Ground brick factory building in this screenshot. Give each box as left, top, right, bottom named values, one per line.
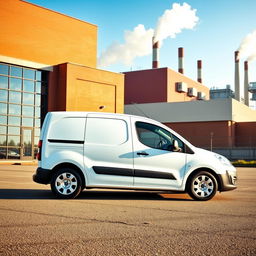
left=124, top=47, right=256, bottom=160
left=124, top=67, right=209, bottom=104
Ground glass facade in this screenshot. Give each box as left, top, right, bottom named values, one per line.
left=0, top=63, right=48, bottom=160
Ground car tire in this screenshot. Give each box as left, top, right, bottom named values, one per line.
left=187, top=171, right=218, bottom=201
left=51, top=168, right=82, bottom=199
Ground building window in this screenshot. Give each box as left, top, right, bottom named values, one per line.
left=0, top=63, right=48, bottom=160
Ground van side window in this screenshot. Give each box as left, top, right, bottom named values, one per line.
left=135, top=122, right=184, bottom=152
left=85, top=118, right=128, bottom=145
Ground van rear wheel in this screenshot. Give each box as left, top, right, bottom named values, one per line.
left=51, top=168, right=82, bottom=199
left=187, top=171, right=218, bottom=201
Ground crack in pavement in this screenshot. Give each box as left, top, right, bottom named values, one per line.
left=0, top=207, right=136, bottom=227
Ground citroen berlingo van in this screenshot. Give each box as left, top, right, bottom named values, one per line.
left=33, top=112, right=237, bottom=200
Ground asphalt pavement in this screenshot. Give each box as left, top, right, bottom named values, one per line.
left=0, top=165, right=255, bottom=256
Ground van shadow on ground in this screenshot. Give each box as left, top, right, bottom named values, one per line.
left=0, top=189, right=192, bottom=201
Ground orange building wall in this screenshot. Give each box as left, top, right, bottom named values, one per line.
left=0, top=0, right=97, bottom=67
left=167, top=69, right=210, bottom=102
left=48, top=63, right=124, bottom=113
left=124, top=68, right=209, bottom=104
left=165, top=121, right=235, bottom=148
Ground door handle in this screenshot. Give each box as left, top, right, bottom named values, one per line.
left=137, top=152, right=149, bottom=156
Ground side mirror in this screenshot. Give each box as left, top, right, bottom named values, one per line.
left=173, top=140, right=181, bottom=152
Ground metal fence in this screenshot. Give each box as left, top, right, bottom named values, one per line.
left=210, top=147, right=256, bottom=161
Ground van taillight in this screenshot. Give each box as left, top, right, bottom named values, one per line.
left=37, top=140, right=43, bottom=161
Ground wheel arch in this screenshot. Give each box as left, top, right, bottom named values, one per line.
left=51, top=162, right=86, bottom=189
left=185, top=167, right=222, bottom=192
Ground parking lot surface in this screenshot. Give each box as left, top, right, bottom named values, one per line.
left=0, top=165, right=255, bottom=256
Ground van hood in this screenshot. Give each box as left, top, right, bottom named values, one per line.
left=194, top=147, right=215, bottom=156
left=194, top=147, right=233, bottom=166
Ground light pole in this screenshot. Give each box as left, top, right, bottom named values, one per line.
left=210, top=132, right=214, bottom=152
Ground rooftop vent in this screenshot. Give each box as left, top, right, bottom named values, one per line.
left=188, top=88, right=197, bottom=97
left=197, top=92, right=206, bottom=100
left=177, top=82, right=188, bottom=93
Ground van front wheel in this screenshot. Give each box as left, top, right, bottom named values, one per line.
left=187, top=171, right=218, bottom=201
left=51, top=168, right=82, bottom=199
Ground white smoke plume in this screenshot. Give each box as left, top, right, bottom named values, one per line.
left=98, top=3, right=199, bottom=68
left=98, top=24, right=153, bottom=68
left=153, top=3, right=199, bottom=43
left=238, top=30, right=256, bottom=62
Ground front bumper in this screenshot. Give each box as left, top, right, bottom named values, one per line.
left=33, top=167, right=52, bottom=184
left=218, top=169, right=237, bottom=191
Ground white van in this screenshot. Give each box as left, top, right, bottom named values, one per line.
left=33, top=112, right=237, bottom=201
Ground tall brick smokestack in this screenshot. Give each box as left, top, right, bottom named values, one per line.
left=152, top=37, right=159, bottom=69
left=234, top=51, right=240, bottom=101
left=178, top=47, right=184, bottom=74
left=244, top=61, right=249, bottom=106
left=197, top=60, right=202, bottom=83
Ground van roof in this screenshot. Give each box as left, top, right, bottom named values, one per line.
left=47, top=111, right=154, bottom=122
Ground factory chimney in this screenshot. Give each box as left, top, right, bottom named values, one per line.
left=197, top=60, right=202, bottom=83
left=244, top=61, right=249, bottom=106
left=178, top=47, right=184, bottom=74
left=152, top=37, right=159, bottom=69
left=234, top=51, right=240, bottom=101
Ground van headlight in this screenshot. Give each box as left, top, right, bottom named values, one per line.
left=214, top=154, right=232, bottom=166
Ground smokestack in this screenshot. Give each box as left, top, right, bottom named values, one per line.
left=197, top=60, right=202, bottom=83
left=178, top=47, right=184, bottom=74
left=152, top=37, right=159, bottom=68
left=244, top=61, right=249, bottom=106
left=234, top=51, right=240, bottom=101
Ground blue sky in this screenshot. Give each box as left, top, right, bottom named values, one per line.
left=29, top=0, right=256, bottom=91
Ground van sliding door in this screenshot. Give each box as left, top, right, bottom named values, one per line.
left=84, top=114, right=133, bottom=188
